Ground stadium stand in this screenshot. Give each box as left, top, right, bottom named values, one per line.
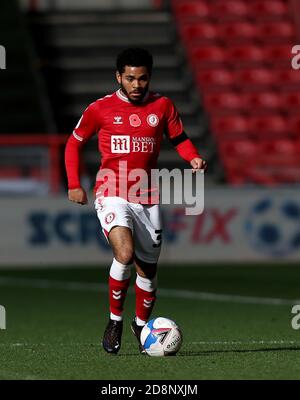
left=28, top=7, right=221, bottom=182
left=0, top=0, right=55, bottom=133
left=172, top=0, right=300, bottom=185
left=0, top=1, right=58, bottom=194
left=3, top=0, right=299, bottom=188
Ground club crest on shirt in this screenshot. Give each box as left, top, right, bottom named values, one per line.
left=147, top=114, right=159, bottom=127
left=129, top=114, right=141, bottom=127
left=105, top=212, right=115, bottom=224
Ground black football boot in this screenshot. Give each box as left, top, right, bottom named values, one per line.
left=102, top=319, right=123, bottom=354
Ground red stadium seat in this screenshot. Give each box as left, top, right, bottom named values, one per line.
left=249, top=0, right=289, bottom=19
left=211, top=115, right=249, bottom=138
left=288, top=116, right=300, bottom=137
left=196, top=69, right=234, bottom=90
left=180, top=23, right=218, bottom=44
left=189, top=46, right=226, bottom=68
left=259, top=139, right=297, bottom=157
left=258, top=22, right=296, bottom=43
left=227, top=45, right=265, bottom=67
left=218, top=145, right=261, bottom=184
left=212, top=1, right=249, bottom=20
left=203, top=92, right=242, bottom=113
left=225, top=169, right=250, bottom=185
left=221, top=138, right=300, bottom=185
left=173, top=1, right=210, bottom=20
left=295, top=140, right=300, bottom=153
left=264, top=44, right=293, bottom=67
left=173, top=0, right=298, bottom=185
left=234, top=68, right=276, bottom=90
left=218, top=140, right=258, bottom=158
left=242, top=92, right=283, bottom=112
left=256, top=140, right=300, bottom=183
left=249, top=115, right=287, bottom=137
left=218, top=22, right=258, bottom=44
left=282, top=92, right=300, bottom=111
left=275, top=69, right=300, bottom=90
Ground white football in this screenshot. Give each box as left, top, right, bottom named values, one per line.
left=140, top=317, right=183, bottom=357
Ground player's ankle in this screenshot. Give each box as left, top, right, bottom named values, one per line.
left=135, top=316, right=146, bottom=326
left=110, top=312, right=123, bottom=321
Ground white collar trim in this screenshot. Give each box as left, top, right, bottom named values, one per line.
left=116, top=89, right=149, bottom=103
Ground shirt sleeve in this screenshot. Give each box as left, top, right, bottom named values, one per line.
left=164, top=98, right=184, bottom=140
left=164, top=98, right=201, bottom=162
left=72, top=103, right=98, bottom=142
left=65, top=103, right=98, bottom=189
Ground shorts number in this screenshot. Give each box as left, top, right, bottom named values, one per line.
left=153, top=229, right=162, bottom=248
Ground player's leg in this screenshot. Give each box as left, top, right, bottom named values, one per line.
left=131, top=257, right=158, bottom=353
left=134, top=257, right=157, bottom=327
left=107, top=226, right=134, bottom=321
left=130, top=204, right=162, bottom=352
left=95, top=197, right=134, bottom=354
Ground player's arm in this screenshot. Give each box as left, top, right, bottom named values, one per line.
left=170, top=131, right=207, bottom=173
left=65, top=104, right=98, bottom=205
left=165, top=99, right=207, bottom=172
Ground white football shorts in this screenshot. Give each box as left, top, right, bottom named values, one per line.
left=94, top=196, right=162, bottom=264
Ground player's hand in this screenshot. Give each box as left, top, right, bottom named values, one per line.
left=68, top=188, right=88, bottom=205
left=190, top=157, right=207, bottom=173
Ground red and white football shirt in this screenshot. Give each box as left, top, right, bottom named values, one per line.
left=65, top=89, right=200, bottom=204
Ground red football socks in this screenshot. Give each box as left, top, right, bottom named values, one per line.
left=135, top=274, right=157, bottom=322
left=109, top=276, right=131, bottom=319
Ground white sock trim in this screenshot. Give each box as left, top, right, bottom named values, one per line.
left=110, top=312, right=122, bottom=321
left=136, top=274, right=157, bottom=292
left=110, top=258, right=131, bottom=281
left=135, top=316, right=146, bottom=326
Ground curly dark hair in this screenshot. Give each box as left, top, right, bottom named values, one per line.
left=116, top=47, right=153, bottom=75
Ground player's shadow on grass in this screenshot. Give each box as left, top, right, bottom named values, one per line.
left=107, top=347, right=300, bottom=357
left=179, top=346, right=300, bottom=356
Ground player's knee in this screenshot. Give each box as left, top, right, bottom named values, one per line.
left=114, top=248, right=134, bottom=265
left=135, top=257, right=157, bottom=279
left=139, top=268, right=157, bottom=280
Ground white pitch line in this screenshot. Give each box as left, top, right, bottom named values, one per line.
left=190, top=340, right=300, bottom=345
left=0, top=340, right=299, bottom=347
left=0, top=276, right=299, bottom=306
left=158, top=288, right=300, bottom=306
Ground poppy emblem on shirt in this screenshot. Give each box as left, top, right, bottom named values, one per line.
left=147, top=114, right=159, bottom=127
left=105, top=212, right=115, bottom=225
left=129, top=114, right=141, bottom=127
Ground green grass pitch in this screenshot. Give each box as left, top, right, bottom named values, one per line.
left=0, top=264, right=300, bottom=380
